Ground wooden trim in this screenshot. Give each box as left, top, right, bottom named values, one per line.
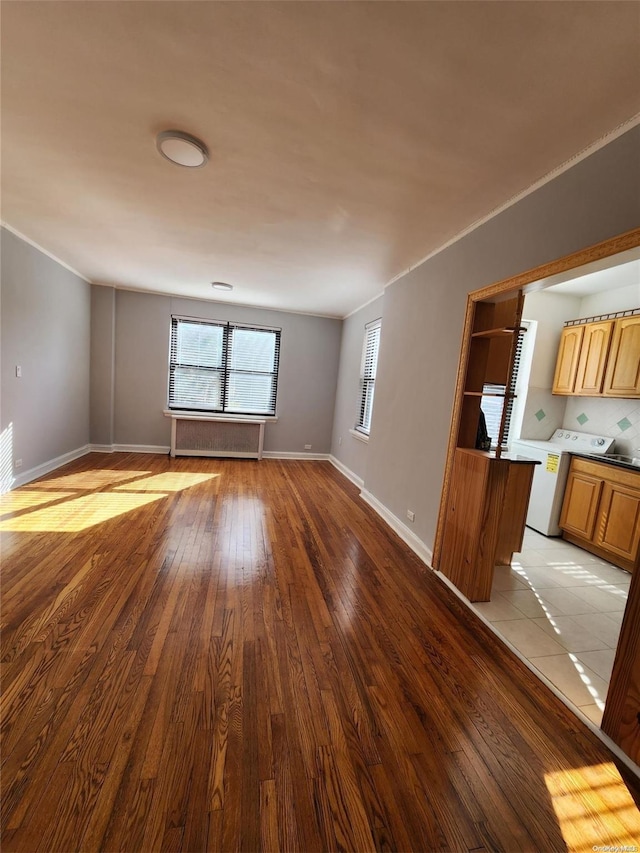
left=470, top=226, right=640, bottom=302
left=432, top=296, right=477, bottom=567
left=602, top=564, right=640, bottom=764
left=433, top=226, right=640, bottom=569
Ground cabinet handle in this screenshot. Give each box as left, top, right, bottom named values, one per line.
left=637, top=712, right=640, bottom=726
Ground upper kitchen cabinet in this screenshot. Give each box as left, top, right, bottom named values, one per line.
left=552, top=325, right=584, bottom=394
left=603, top=315, right=640, bottom=397
left=552, top=313, right=640, bottom=398
left=575, top=321, right=613, bottom=394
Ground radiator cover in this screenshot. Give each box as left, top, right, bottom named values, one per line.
left=169, top=415, right=265, bottom=459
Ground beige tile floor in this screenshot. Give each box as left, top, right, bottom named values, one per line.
left=470, top=529, right=630, bottom=727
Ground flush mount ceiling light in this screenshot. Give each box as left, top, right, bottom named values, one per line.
left=156, top=130, right=209, bottom=168
left=212, top=281, right=233, bottom=291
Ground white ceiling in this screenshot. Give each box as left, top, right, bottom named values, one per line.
left=2, top=1, right=639, bottom=318
left=545, top=259, right=640, bottom=298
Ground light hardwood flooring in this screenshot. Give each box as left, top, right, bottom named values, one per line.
left=1, top=453, right=639, bottom=852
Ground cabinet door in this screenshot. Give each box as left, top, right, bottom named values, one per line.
left=439, top=449, right=510, bottom=602
left=594, top=481, right=640, bottom=563
left=559, top=471, right=602, bottom=540
left=574, top=321, right=613, bottom=395
left=552, top=326, right=584, bottom=395
left=603, top=316, right=640, bottom=398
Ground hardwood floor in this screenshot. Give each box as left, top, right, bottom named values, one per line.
left=1, top=453, right=639, bottom=852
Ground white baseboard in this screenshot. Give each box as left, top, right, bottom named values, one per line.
left=262, top=451, right=330, bottom=461
left=90, top=444, right=170, bottom=455
left=113, top=444, right=170, bottom=454
left=91, top=445, right=326, bottom=460
left=11, top=445, right=92, bottom=489
left=329, top=455, right=364, bottom=490
left=359, top=488, right=433, bottom=568
left=7, top=445, right=328, bottom=492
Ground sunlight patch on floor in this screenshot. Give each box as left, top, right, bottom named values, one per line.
left=567, top=654, right=607, bottom=710
left=0, top=492, right=165, bottom=532
left=113, top=471, right=218, bottom=492
left=545, top=763, right=640, bottom=852
left=0, top=423, right=14, bottom=494
left=506, top=564, right=610, bottom=708
left=34, top=469, right=151, bottom=490
left=0, top=490, right=75, bottom=514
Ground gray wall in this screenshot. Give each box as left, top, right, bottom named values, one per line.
left=92, top=288, right=343, bottom=453
left=90, top=285, right=115, bottom=446
left=361, top=125, right=640, bottom=557
left=1, top=227, right=90, bottom=486
left=330, top=295, right=384, bottom=482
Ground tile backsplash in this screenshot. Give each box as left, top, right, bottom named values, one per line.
left=518, top=387, right=567, bottom=440
left=517, top=389, right=640, bottom=455
left=563, top=397, right=640, bottom=456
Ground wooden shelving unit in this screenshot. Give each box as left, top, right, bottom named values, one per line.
left=436, top=294, right=538, bottom=602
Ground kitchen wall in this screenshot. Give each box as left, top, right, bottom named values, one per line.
left=1, top=227, right=91, bottom=489
left=517, top=273, right=639, bottom=452
left=92, top=288, right=343, bottom=454
left=90, top=285, right=116, bottom=447
left=518, top=291, right=581, bottom=439
left=359, top=124, right=640, bottom=561
left=580, top=281, right=639, bottom=316
left=329, top=294, right=384, bottom=485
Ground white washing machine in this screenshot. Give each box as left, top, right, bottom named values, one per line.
left=511, top=429, right=616, bottom=536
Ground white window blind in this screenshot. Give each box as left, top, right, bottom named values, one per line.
left=169, top=317, right=280, bottom=416
left=480, top=323, right=527, bottom=448
left=356, top=319, right=381, bottom=434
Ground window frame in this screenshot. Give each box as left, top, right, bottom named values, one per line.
left=168, top=315, right=281, bottom=417
left=355, top=318, right=382, bottom=436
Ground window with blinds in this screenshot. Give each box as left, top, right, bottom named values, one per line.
left=480, top=323, right=527, bottom=448
left=356, top=319, right=381, bottom=434
left=169, top=317, right=280, bottom=416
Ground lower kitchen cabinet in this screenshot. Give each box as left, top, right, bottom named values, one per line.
left=560, top=469, right=603, bottom=540
left=560, top=456, right=640, bottom=574
left=595, top=481, right=640, bottom=564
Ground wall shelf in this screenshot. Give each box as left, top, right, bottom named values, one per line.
left=462, top=391, right=517, bottom=398
left=471, top=326, right=525, bottom=339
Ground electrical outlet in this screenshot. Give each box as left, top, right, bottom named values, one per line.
left=406, top=510, right=415, bottom=522
left=304, top=444, right=312, bottom=450
left=16, top=365, right=22, bottom=378
left=15, top=459, right=23, bottom=469
left=338, top=436, right=342, bottom=445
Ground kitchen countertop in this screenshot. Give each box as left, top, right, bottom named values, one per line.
left=569, top=451, right=640, bottom=472
left=462, top=449, right=541, bottom=464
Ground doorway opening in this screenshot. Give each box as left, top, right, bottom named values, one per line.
left=433, top=227, right=640, bottom=766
